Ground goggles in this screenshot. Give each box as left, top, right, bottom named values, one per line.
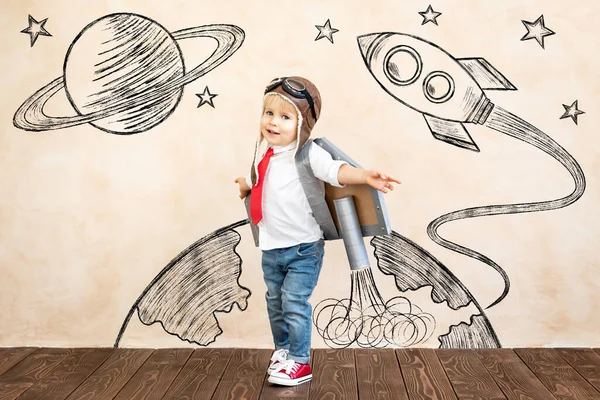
left=264, top=77, right=317, bottom=120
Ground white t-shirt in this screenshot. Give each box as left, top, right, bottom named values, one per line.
left=253, top=141, right=347, bottom=250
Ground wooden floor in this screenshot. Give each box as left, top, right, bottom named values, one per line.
left=1, top=348, right=600, bottom=399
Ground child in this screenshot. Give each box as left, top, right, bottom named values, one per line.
left=235, top=76, right=400, bottom=386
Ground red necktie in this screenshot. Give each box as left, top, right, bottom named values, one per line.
left=250, top=147, right=274, bottom=225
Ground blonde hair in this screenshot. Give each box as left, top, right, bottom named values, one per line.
left=263, top=93, right=298, bottom=116
left=258, top=93, right=300, bottom=144
left=251, top=93, right=303, bottom=185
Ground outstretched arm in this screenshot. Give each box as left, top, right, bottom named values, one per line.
left=337, top=164, right=401, bottom=193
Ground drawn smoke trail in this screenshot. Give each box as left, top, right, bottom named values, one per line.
left=428, top=105, right=586, bottom=308
left=357, top=31, right=587, bottom=311
left=313, top=266, right=435, bottom=348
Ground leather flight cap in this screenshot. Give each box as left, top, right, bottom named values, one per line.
left=264, top=76, right=322, bottom=152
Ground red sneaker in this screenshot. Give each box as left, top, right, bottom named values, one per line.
left=267, top=349, right=289, bottom=374
left=268, top=359, right=312, bottom=386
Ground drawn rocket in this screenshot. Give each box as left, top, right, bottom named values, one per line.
left=358, top=32, right=516, bottom=152
left=358, top=32, right=587, bottom=312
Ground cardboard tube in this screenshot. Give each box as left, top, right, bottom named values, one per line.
left=333, top=196, right=370, bottom=270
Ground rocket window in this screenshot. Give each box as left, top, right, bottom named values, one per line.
left=384, top=45, right=422, bottom=86
left=423, top=71, right=455, bottom=103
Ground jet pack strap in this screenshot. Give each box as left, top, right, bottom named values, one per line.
left=296, top=140, right=340, bottom=241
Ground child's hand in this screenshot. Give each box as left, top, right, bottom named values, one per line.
left=234, top=177, right=252, bottom=199
left=365, top=169, right=401, bottom=193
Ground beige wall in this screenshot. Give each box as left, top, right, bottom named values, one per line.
left=1, top=0, right=599, bottom=349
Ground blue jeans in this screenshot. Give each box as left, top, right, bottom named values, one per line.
left=261, top=239, right=325, bottom=364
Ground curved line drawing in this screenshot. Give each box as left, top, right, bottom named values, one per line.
left=114, top=219, right=251, bottom=348
left=312, top=230, right=501, bottom=349
left=358, top=31, right=586, bottom=310
left=428, top=105, right=586, bottom=309
left=423, top=70, right=455, bottom=103
left=313, top=266, right=436, bottom=349
left=14, top=12, right=244, bottom=134
left=118, top=219, right=495, bottom=349
left=370, top=231, right=501, bottom=348
left=439, top=314, right=500, bottom=348
left=384, top=45, right=423, bottom=86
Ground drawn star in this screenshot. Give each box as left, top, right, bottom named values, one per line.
left=20, top=14, right=52, bottom=47
left=419, top=5, right=442, bottom=26
left=196, top=87, right=218, bottom=108
left=315, top=19, right=339, bottom=44
left=560, top=100, right=584, bottom=125
left=521, top=15, right=555, bottom=49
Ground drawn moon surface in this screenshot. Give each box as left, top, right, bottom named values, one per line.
left=13, top=13, right=244, bottom=134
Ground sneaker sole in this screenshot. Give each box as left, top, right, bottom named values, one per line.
left=268, top=374, right=312, bottom=386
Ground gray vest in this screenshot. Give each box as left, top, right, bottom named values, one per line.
left=245, top=138, right=391, bottom=247
left=245, top=139, right=339, bottom=246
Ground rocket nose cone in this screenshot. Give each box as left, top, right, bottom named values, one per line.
left=357, top=33, right=379, bottom=58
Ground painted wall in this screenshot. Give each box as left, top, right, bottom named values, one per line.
left=1, top=0, right=598, bottom=349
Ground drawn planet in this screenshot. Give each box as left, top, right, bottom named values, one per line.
left=13, top=13, right=245, bottom=134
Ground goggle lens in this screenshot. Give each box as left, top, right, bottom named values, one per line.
left=264, top=77, right=316, bottom=120
left=286, top=79, right=305, bottom=92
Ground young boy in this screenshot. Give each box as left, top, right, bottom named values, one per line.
left=235, top=76, right=400, bottom=386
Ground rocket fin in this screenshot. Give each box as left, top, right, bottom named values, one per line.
left=424, top=114, right=480, bottom=152
left=457, top=58, right=516, bottom=90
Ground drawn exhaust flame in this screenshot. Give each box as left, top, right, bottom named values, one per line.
left=313, top=266, right=435, bottom=348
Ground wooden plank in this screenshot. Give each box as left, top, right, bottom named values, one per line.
left=514, top=349, right=600, bottom=400
left=163, top=348, right=233, bottom=399
left=308, top=348, right=358, bottom=400
left=18, top=348, right=113, bottom=400
left=0, top=348, right=38, bottom=376
left=65, top=348, right=153, bottom=400
left=211, top=348, right=270, bottom=400
left=556, top=348, right=600, bottom=392
left=0, top=383, right=34, bottom=400
left=113, top=348, right=193, bottom=400
left=0, top=347, right=597, bottom=400
left=261, top=376, right=310, bottom=400
left=0, top=348, right=74, bottom=386
left=396, top=348, right=457, bottom=400
left=355, top=348, right=408, bottom=400
left=437, top=349, right=506, bottom=400
left=476, top=349, right=556, bottom=400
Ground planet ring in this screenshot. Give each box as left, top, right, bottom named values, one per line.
left=13, top=24, right=244, bottom=131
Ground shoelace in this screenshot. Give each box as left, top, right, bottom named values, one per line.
left=279, top=359, right=300, bottom=374
left=271, top=349, right=288, bottom=363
